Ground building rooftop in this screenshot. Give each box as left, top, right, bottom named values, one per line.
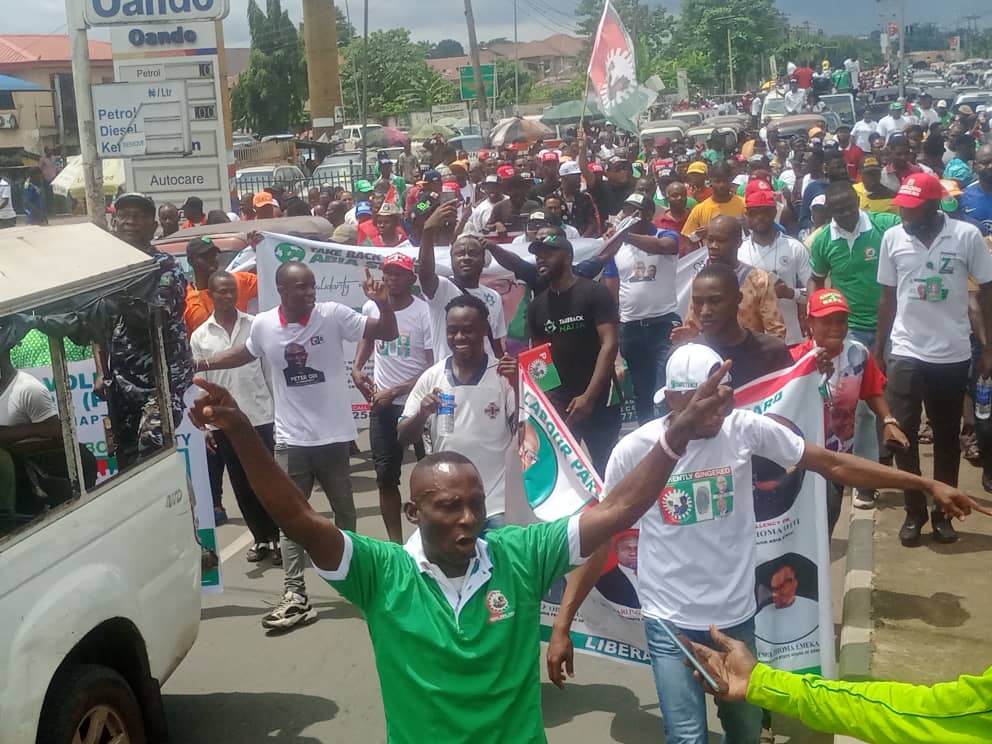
left=427, top=34, right=583, bottom=81
left=0, top=35, right=112, bottom=67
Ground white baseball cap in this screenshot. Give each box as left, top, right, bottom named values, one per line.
left=559, top=160, right=582, bottom=177
left=654, top=343, right=731, bottom=404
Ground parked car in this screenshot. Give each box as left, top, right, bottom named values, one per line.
left=639, top=119, right=689, bottom=145
left=0, top=223, right=200, bottom=744
left=670, top=110, right=705, bottom=127
left=819, top=93, right=856, bottom=127
left=953, top=90, right=992, bottom=111
left=767, top=114, right=832, bottom=142
left=336, top=124, right=385, bottom=150
left=235, top=164, right=308, bottom=198
left=447, top=135, right=484, bottom=155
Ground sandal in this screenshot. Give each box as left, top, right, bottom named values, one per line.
left=246, top=543, right=270, bottom=563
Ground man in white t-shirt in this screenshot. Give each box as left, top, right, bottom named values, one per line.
left=397, top=294, right=516, bottom=529
left=418, top=202, right=507, bottom=361
left=194, top=260, right=398, bottom=630
left=740, top=181, right=812, bottom=345
left=876, top=174, right=992, bottom=547
left=0, top=176, right=16, bottom=228
left=352, top=253, right=434, bottom=543
left=548, top=343, right=984, bottom=744
left=850, top=110, right=877, bottom=153
left=0, top=348, right=62, bottom=513
left=606, top=192, right=681, bottom=424
left=462, top=174, right=507, bottom=236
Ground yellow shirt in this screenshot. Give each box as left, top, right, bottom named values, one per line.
left=853, top=182, right=898, bottom=215
left=682, top=196, right=747, bottom=239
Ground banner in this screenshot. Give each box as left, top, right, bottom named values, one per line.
left=527, top=351, right=834, bottom=676
left=24, top=358, right=221, bottom=592
left=253, top=233, right=607, bottom=427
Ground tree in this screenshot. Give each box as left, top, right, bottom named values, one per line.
left=492, top=58, right=533, bottom=109
left=430, top=39, right=465, bottom=58
left=341, top=29, right=455, bottom=115
left=231, top=0, right=308, bottom=134
left=336, top=6, right=355, bottom=48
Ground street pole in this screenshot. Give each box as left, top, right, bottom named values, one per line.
left=463, top=0, right=489, bottom=135
left=727, top=27, right=735, bottom=93
left=897, top=0, right=905, bottom=99
left=513, top=0, right=519, bottom=112
left=360, top=0, right=369, bottom=177
left=65, top=0, right=106, bottom=229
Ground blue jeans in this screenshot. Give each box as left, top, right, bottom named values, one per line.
left=620, top=313, right=681, bottom=425
left=645, top=617, right=762, bottom=744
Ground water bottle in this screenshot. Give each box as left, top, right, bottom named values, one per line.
left=438, top=392, right=456, bottom=434
left=976, top=376, right=992, bottom=420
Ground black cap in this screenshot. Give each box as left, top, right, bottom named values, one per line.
left=528, top=231, right=573, bottom=254
left=186, top=236, right=219, bottom=259
left=182, top=196, right=203, bottom=213
left=834, top=123, right=852, bottom=132
left=113, top=192, right=156, bottom=216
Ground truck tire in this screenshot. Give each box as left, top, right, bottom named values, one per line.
left=36, top=664, right=147, bottom=744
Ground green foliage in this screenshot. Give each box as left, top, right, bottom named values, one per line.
left=430, top=39, right=465, bottom=58
left=231, top=0, right=308, bottom=135
left=335, top=6, right=355, bottom=47
left=492, top=58, right=533, bottom=108
left=341, top=29, right=455, bottom=116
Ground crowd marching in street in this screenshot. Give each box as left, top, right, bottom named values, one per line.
left=6, top=46, right=992, bottom=744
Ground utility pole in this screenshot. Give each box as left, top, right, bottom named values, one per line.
left=513, top=0, right=519, bottom=112
left=463, top=0, right=489, bottom=134
left=897, top=0, right=905, bottom=100
left=303, top=0, right=342, bottom=141
left=360, top=0, right=369, bottom=176
left=727, top=28, right=735, bottom=92
left=64, top=0, right=106, bottom=229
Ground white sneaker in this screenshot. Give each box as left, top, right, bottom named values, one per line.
left=760, top=727, right=775, bottom=743
left=853, top=489, right=877, bottom=510
left=262, top=591, right=316, bottom=629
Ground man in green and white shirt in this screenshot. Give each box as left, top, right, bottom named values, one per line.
left=187, top=359, right=742, bottom=743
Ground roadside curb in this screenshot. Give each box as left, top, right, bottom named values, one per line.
left=838, top=505, right=874, bottom=681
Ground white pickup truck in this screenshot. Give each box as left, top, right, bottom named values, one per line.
left=0, top=224, right=200, bottom=743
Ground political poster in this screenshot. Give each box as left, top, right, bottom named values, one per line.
left=735, top=353, right=834, bottom=677
left=522, top=347, right=833, bottom=676
left=23, top=357, right=221, bottom=592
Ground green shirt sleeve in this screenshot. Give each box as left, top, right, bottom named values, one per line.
left=746, top=662, right=992, bottom=744
left=490, top=516, right=581, bottom=594
left=808, top=230, right=830, bottom=277
left=319, top=532, right=402, bottom=612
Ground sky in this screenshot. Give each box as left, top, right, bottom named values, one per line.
left=7, top=0, right=992, bottom=48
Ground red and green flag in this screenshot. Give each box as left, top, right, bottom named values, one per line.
left=587, top=0, right=657, bottom=134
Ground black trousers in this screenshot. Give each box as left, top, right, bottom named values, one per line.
left=207, top=446, right=225, bottom=509
left=214, top=423, right=280, bottom=544
left=885, top=356, right=970, bottom=518
left=551, top=397, right=621, bottom=479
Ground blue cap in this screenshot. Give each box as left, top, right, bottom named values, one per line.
left=424, top=169, right=441, bottom=181
left=356, top=201, right=373, bottom=216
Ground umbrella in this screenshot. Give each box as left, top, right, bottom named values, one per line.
left=51, top=155, right=125, bottom=200
left=540, top=99, right=606, bottom=125
left=364, top=127, right=409, bottom=148
left=411, top=122, right=457, bottom=140
left=489, top=116, right=554, bottom=147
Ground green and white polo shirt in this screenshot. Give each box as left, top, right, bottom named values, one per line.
left=318, top=515, right=585, bottom=744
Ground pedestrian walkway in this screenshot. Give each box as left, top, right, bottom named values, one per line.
left=869, top=450, right=992, bottom=686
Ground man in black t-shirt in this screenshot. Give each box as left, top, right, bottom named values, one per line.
left=674, top=262, right=793, bottom=388
left=527, top=228, right=620, bottom=475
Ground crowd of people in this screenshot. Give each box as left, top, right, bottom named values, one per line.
left=10, top=59, right=992, bottom=742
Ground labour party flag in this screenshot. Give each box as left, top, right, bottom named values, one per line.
left=587, top=0, right=657, bottom=133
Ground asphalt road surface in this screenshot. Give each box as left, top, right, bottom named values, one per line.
left=163, top=437, right=837, bottom=743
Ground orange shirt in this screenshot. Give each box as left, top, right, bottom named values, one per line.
left=184, top=272, right=258, bottom=334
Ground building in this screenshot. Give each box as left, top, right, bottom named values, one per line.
left=428, top=34, right=584, bottom=88
left=0, top=74, right=54, bottom=158
left=0, top=35, right=114, bottom=157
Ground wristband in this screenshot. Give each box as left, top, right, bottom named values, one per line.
left=883, top=416, right=900, bottom=427
left=659, top=428, right=686, bottom=460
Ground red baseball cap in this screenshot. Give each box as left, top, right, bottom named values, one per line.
left=808, top=288, right=851, bottom=318
left=382, top=252, right=415, bottom=273
left=588, top=162, right=605, bottom=174
left=478, top=149, right=491, bottom=160
left=496, top=164, right=516, bottom=180
left=744, top=179, right=776, bottom=209
left=541, top=151, right=560, bottom=162
left=891, top=173, right=948, bottom=208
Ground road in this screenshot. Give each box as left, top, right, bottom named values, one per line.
left=162, top=435, right=840, bottom=743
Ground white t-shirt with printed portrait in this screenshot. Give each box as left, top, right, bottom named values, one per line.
left=246, top=302, right=367, bottom=447
left=603, top=410, right=806, bottom=630
left=362, top=297, right=434, bottom=405
left=613, top=239, right=678, bottom=322
left=878, top=218, right=992, bottom=364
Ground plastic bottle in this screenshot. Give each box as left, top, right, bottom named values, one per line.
left=976, top=376, right=992, bottom=420
left=438, top=392, right=456, bottom=434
